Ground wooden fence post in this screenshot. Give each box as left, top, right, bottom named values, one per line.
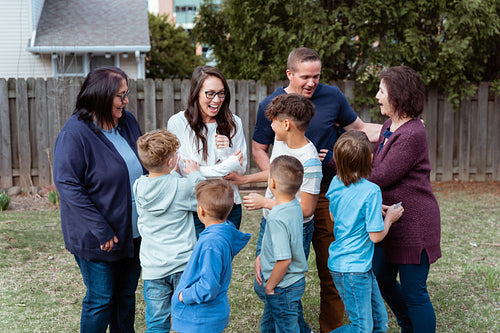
left=475, top=82, right=488, bottom=181
left=0, top=79, right=13, bottom=188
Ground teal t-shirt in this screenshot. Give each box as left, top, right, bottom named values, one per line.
left=261, top=198, right=308, bottom=288
left=103, top=126, right=143, bottom=238
left=326, top=177, right=385, bottom=273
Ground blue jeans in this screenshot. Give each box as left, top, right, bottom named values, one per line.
left=330, top=270, right=388, bottom=333
left=194, top=203, right=242, bottom=238
left=74, top=238, right=141, bottom=333
left=143, top=272, right=182, bottom=332
left=372, top=246, right=436, bottom=333
left=254, top=217, right=314, bottom=333
left=261, top=277, right=306, bottom=333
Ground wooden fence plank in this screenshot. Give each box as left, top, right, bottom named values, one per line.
left=128, top=79, right=138, bottom=119
left=162, top=79, right=175, bottom=127
left=475, top=82, right=488, bottom=181
left=426, top=89, right=438, bottom=181
left=143, top=79, right=156, bottom=132
left=494, top=93, right=500, bottom=180
left=442, top=100, right=454, bottom=181
left=236, top=80, right=250, bottom=170
left=28, top=79, right=38, bottom=187
left=180, top=79, right=190, bottom=112
left=16, top=79, right=32, bottom=189
left=46, top=78, right=58, bottom=161
left=0, top=79, right=13, bottom=188
left=35, top=78, right=51, bottom=187
left=458, top=98, right=471, bottom=181
left=228, top=80, right=236, bottom=114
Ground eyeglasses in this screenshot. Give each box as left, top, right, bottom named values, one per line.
left=202, top=90, right=226, bottom=99
left=116, top=89, right=130, bottom=102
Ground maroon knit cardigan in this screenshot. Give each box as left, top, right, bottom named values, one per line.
left=368, top=118, right=441, bottom=265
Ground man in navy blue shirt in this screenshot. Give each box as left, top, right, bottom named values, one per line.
left=252, top=47, right=381, bottom=333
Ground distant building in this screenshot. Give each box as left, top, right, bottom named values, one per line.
left=148, top=0, right=220, bottom=65
left=0, top=0, right=150, bottom=79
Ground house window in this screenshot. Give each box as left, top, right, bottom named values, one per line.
left=89, top=55, right=115, bottom=71
left=55, top=54, right=84, bottom=77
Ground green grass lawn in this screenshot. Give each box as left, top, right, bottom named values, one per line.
left=0, top=182, right=499, bottom=332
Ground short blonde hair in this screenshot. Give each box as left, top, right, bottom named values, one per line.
left=136, top=129, right=179, bottom=172
left=270, top=155, right=303, bottom=196
left=196, top=179, right=234, bottom=221
left=287, top=47, right=321, bottom=73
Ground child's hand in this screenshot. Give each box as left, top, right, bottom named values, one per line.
left=224, top=172, right=246, bottom=185
left=232, top=149, right=243, bottom=166
left=215, top=134, right=229, bottom=149
left=386, top=203, right=404, bottom=224
left=178, top=291, right=183, bottom=303
left=255, top=254, right=263, bottom=286
left=243, top=193, right=275, bottom=210
left=183, top=160, right=199, bottom=174
left=173, top=155, right=181, bottom=173
left=381, top=204, right=389, bottom=217
left=265, top=285, right=275, bottom=295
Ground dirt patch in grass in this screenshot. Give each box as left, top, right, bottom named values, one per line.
left=5, top=194, right=58, bottom=212
left=432, top=180, right=500, bottom=198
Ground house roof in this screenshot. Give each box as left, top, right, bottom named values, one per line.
left=27, top=0, right=150, bottom=53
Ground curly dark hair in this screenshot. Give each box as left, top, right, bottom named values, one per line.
left=265, top=94, right=315, bottom=131
left=184, top=66, right=236, bottom=161
left=380, top=66, right=425, bottom=118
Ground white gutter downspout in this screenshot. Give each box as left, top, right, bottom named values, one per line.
left=136, top=50, right=146, bottom=79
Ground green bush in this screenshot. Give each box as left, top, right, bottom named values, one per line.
left=0, top=192, right=10, bottom=211
left=47, top=190, right=59, bottom=205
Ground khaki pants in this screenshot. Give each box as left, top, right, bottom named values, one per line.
left=312, top=193, right=345, bottom=333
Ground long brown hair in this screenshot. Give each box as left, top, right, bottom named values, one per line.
left=184, top=66, right=236, bottom=161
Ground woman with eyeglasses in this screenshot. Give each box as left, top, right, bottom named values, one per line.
left=168, top=66, right=247, bottom=236
left=54, top=66, right=145, bottom=332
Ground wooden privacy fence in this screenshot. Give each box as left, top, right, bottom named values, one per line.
left=0, top=77, right=499, bottom=190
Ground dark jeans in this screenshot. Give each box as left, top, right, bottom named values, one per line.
left=193, top=203, right=242, bottom=238
left=372, top=245, right=436, bottom=333
left=254, top=217, right=314, bottom=333
left=74, top=237, right=141, bottom=333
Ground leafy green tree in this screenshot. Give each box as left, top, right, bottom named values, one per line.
left=146, top=13, right=204, bottom=79
left=194, top=0, right=500, bottom=109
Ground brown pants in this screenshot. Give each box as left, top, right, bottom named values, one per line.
left=312, top=193, right=344, bottom=333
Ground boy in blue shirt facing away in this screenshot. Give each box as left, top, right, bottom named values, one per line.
left=326, top=131, right=404, bottom=333
left=260, top=155, right=309, bottom=333
left=171, top=179, right=251, bottom=333
left=133, top=129, right=204, bottom=332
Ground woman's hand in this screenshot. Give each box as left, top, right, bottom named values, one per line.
left=215, top=134, right=229, bottom=149
left=224, top=172, right=247, bottom=185
left=100, top=235, right=118, bottom=252
left=233, top=149, right=243, bottom=166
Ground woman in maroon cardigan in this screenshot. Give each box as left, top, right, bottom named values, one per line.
left=369, top=66, right=441, bottom=333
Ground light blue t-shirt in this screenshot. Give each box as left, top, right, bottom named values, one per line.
left=261, top=198, right=308, bottom=288
left=103, top=127, right=143, bottom=238
left=326, top=177, right=384, bottom=273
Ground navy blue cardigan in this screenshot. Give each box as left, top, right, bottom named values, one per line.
left=54, top=110, right=145, bottom=261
